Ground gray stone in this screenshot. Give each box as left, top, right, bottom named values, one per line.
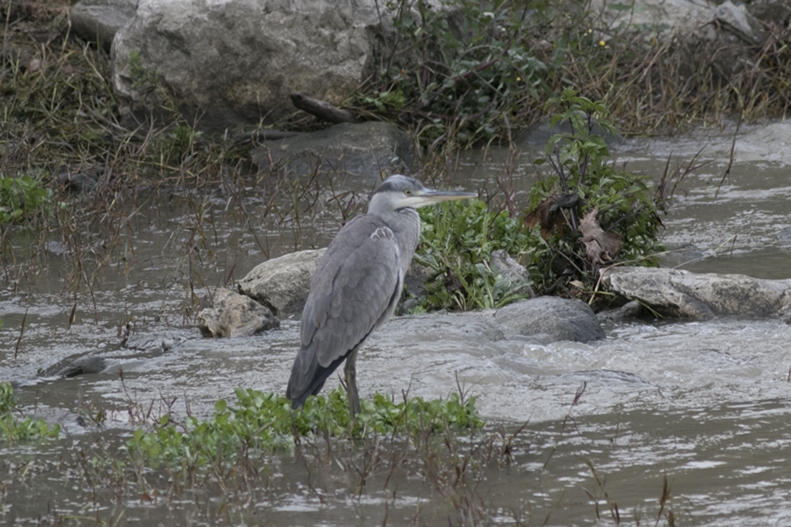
left=55, top=355, right=108, bottom=377
left=777, top=225, right=791, bottom=248
left=111, top=0, right=391, bottom=134
left=518, top=113, right=623, bottom=149
left=251, top=121, right=414, bottom=179
left=70, top=0, right=138, bottom=52
left=238, top=249, right=326, bottom=316
left=746, top=0, right=791, bottom=26
left=490, top=250, right=535, bottom=298
left=197, top=288, right=279, bottom=338
left=716, top=1, right=766, bottom=45
left=591, top=0, right=765, bottom=82
left=494, top=296, right=606, bottom=344
left=657, top=244, right=709, bottom=268
left=597, top=300, right=644, bottom=323
left=603, top=266, right=791, bottom=320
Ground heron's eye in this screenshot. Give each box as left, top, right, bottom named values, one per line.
left=404, top=190, right=412, bottom=196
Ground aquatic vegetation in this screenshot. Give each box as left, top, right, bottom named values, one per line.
left=0, top=382, right=60, bottom=442
left=127, top=387, right=483, bottom=468
left=0, top=174, right=52, bottom=224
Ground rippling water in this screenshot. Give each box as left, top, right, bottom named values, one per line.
left=1, top=122, right=790, bottom=525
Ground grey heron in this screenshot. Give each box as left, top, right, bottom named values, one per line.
left=286, top=175, right=477, bottom=416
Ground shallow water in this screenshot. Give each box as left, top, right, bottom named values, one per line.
left=1, top=121, right=791, bottom=525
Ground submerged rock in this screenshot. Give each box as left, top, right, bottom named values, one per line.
left=197, top=288, right=279, bottom=338
left=494, top=296, right=606, bottom=344
left=40, top=355, right=110, bottom=378
left=238, top=249, right=326, bottom=317
left=603, top=266, right=791, bottom=321
left=251, top=121, right=414, bottom=179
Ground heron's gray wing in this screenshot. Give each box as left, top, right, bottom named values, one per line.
left=287, top=216, right=402, bottom=400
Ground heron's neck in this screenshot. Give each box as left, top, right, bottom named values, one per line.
left=383, top=207, right=421, bottom=274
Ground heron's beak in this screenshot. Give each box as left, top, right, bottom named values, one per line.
left=403, top=188, right=478, bottom=209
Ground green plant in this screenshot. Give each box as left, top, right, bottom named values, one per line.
left=0, top=174, right=52, bottom=224
left=0, top=382, right=61, bottom=442
left=527, top=88, right=663, bottom=298
left=416, top=200, right=540, bottom=311
left=355, top=0, right=551, bottom=147
left=127, top=387, right=483, bottom=468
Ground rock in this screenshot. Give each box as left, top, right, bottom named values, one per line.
left=197, top=288, right=279, bottom=338
left=746, top=0, right=791, bottom=26
left=657, top=244, right=709, bottom=268
left=111, top=0, right=391, bottom=134
left=238, top=249, right=326, bottom=316
left=716, top=1, right=766, bottom=46
left=70, top=0, right=138, bottom=52
left=603, top=266, right=791, bottom=321
left=591, top=0, right=765, bottom=83
left=40, top=355, right=110, bottom=378
left=494, top=296, right=606, bottom=344
left=58, top=356, right=109, bottom=377
left=251, top=121, right=414, bottom=179
left=56, top=166, right=101, bottom=193
left=777, top=226, right=791, bottom=248
left=519, top=112, right=623, bottom=149
left=489, top=250, right=534, bottom=298
left=597, top=299, right=644, bottom=323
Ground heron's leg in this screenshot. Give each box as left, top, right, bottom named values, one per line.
left=344, top=349, right=361, bottom=418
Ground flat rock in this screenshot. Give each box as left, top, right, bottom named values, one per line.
left=238, top=249, right=326, bottom=317
left=197, top=288, right=279, bottom=338
left=494, top=296, right=606, bottom=344
left=251, top=121, right=414, bottom=179
left=603, top=266, right=791, bottom=321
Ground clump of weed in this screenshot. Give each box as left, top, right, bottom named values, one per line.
left=127, top=387, right=483, bottom=469
left=0, top=173, right=53, bottom=224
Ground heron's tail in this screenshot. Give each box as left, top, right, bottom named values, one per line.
left=286, top=345, right=347, bottom=409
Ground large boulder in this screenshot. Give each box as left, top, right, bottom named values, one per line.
left=494, top=296, right=606, bottom=344
left=592, top=0, right=766, bottom=84
left=238, top=249, right=326, bottom=316
left=603, top=266, right=791, bottom=321
left=251, top=121, right=414, bottom=179
left=111, top=0, right=390, bottom=133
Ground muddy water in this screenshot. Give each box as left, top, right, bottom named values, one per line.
left=1, top=121, right=791, bottom=525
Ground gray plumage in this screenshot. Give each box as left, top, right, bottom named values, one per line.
left=286, top=175, right=476, bottom=415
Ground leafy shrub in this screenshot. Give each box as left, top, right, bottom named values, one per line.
left=527, top=89, right=663, bottom=296
left=415, top=91, right=663, bottom=308
left=356, top=0, right=551, bottom=147
left=415, top=200, right=540, bottom=311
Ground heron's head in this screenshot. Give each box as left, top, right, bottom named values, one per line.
left=369, top=175, right=477, bottom=214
